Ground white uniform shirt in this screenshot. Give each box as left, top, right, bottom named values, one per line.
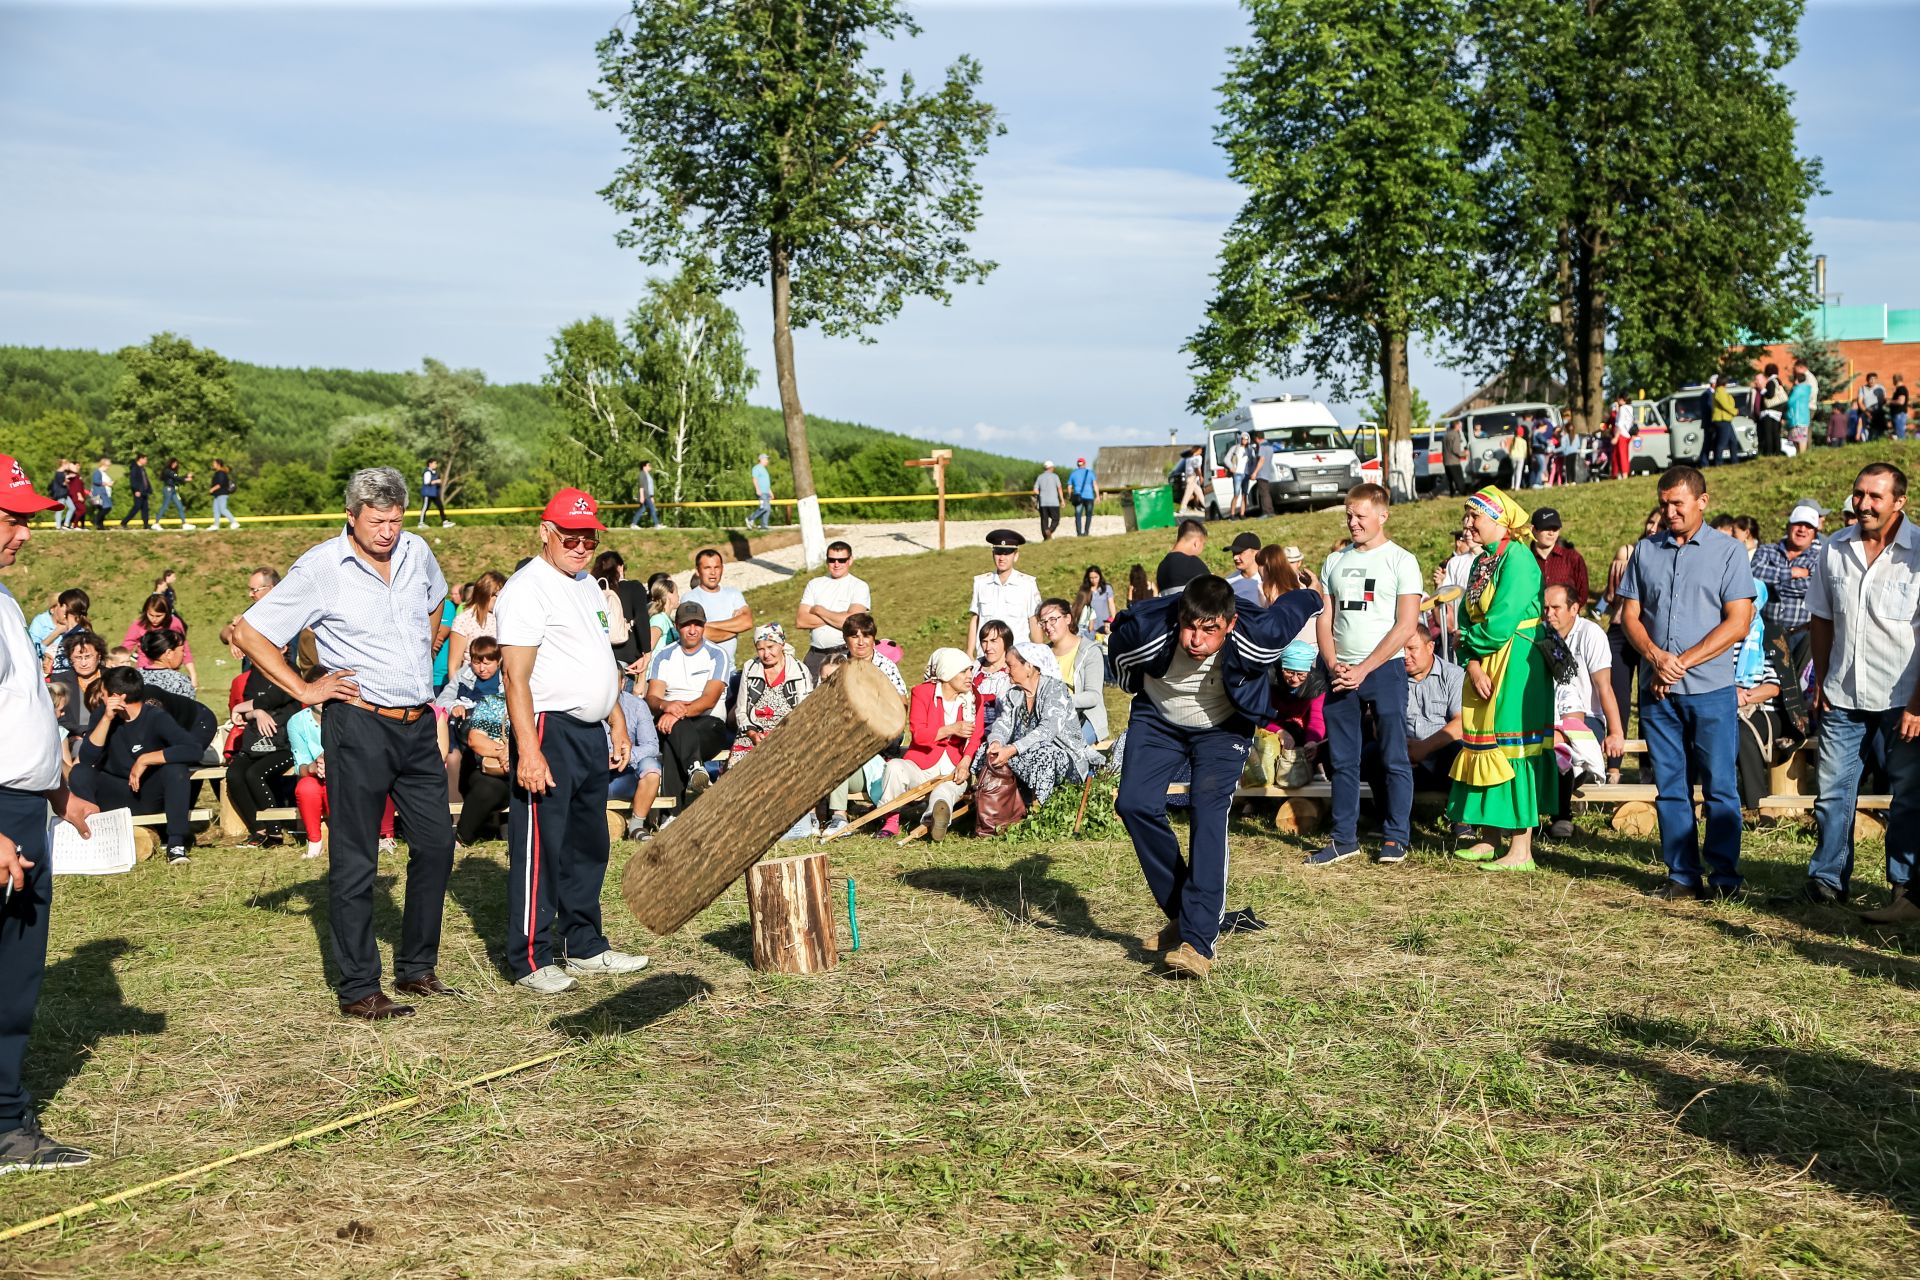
left=799, top=572, right=871, bottom=650
left=969, top=569, right=1041, bottom=640
left=1806, top=516, right=1920, bottom=711
left=0, top=587, right=63, bottom=792
left=1552, top=616, right=1612, bottom=719
left=494, top=556, right=620, bottom=723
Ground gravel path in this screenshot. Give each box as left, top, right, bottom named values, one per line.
left=696, top=515, right=1127, bottom=592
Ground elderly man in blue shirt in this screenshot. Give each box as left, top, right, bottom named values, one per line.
left=234, top=466, right=461, bottom=1020
left=1617, top=466, right=1757, bottom=900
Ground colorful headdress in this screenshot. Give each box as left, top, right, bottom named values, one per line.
left=1466, top=486, right=1532, bottom=542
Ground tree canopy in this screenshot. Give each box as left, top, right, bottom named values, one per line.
left=107, top=332, right=252, bottom=465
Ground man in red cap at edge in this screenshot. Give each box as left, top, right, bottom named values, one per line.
left=0, top=453, right=101, bottom=1173
left=493, top=489, right=647, bottom=994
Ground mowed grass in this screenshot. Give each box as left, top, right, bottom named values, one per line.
left=5, top=444, right=1919, bottom=1275
left=8, top=814, right=1917, bottom=1277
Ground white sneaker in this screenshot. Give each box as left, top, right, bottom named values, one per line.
left=440, top=520, right=454, bottom=528
left=515, top=965, right=577, bottom=994
left=781, top=812, right=819, bottom=840
left=229, top=519, right=242, bottom=529
left=565, top=949, right=649, bottom=976
left=304, top=841, right=324, bottom=860
left=823, top=815, right=848, bottom=837
left=378, top=837, right=397, bottom=856
left=180, top=522, right=196, bottom=530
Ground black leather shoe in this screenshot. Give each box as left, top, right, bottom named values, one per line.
left=394, top=973, right=466, bottom=998
left=1645, top=881, right=1705, bottom=902
left=339, top=992, right=416, bottom=1020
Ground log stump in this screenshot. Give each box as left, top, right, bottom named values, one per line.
left=1769, top=749, right=1815, bottom=797
left=745, top=851, right=839, bottom=974
left=1611, top=801, right=1659, bottom=838
left=219, top=785, right=248, bottom=842
left=1271, top=798, right=1326, bottom=836
left=132, top=826, right=161, bottom=862
left=1854, top=809, right=1888, bottom=845
left=622, top=661, right=905, bottom=935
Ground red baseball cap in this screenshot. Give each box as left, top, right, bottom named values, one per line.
left=0, top=454, right=59, bottom=516
left=541, top=487, right=605, bottom=530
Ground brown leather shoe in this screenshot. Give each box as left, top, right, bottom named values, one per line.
left=1144, top=921, right=1180, bottom=954
left=1163, top=942, right=1213, bottom=980
left=394, top=972, right=466, bottom=998
left=1860, top=894, right=1920, bottom=925
left=338, top=991, right=416, bottom=1020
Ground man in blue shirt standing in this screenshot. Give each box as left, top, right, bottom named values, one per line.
left=1067, top=456, right=1098, bottom=537
left=747, top=454, right=773, bottom=530
left=1617, top=466, right=1757, bottom=900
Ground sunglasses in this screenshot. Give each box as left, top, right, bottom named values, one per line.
left=826, top=556, right=850, bottom=565
left=555, top=532, right=599, bottom=550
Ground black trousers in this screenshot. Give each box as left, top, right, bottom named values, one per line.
left=227, top=747, right=293, bottom=833
left=657, top=714, right=730, bottom=802
left=1606, top=623, right=1642, bottom=772
left=320, top=704, right=456, bottom=1004
left=0, top=787, right=52, bottom=1134
left=1037, top=505, right=1061, bottom=540
left=70, top=760, right=193, bottom=847
left=90, top=503, right=107, bottom=530
left=457, top=766, right=510, bottom=845
left=1758, top=414, right=1781, bottom=458
left=1444, top=463, right=1467, bottom=497
left=420, top=493, right=447, bottom=523
left=506, top=712, right=611, bottom=978
left=119, top=492, right=150, bottom=527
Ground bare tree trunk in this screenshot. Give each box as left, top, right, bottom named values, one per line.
left=770, top=234, right=827, bottom=568
left=1376, top=322, right=1415, bottom=502
left=1579, top=236, right=1609, bottom=442
left=1554, top=230, right=1588, bottom=436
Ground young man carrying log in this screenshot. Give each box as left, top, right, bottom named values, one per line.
left=1109, top=574, right=1322, bottom=979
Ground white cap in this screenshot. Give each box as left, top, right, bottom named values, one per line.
left=1282, top=544, right=1303, bottom=562
left=1787, top=502, right=1823, bottom=527
left=1043, top=460, right=1055, bottom=468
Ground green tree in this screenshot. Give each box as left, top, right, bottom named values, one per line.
left=328, top=416, right=415, bottom=495
left=594, top=0, right=1001, bottom=563
left=1188, top=0, right=1480, bottom=500
left=250, top=461, right=335, bottom=515
left=1464, top=0, right=1821, bottom=436
left=106, top=332, right=251, bottom=464
left=401, top=358, right=497, bottom=507
left=1789, top=316, right=1849, bottom=403
left=1365, top=386, right=1435, bottom=433
left=0, top=409, right=98, bottom=492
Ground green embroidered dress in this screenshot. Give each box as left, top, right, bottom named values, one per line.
left=1446, top=539, right=1559, bottom=830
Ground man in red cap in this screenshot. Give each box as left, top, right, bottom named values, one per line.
left=493, top=489, right=648, bottom=993
left=1068, top=456, right=1098, bottom=537
left=0, top=453, right=103, bottom=1172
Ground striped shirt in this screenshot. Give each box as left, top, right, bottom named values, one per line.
left=243, top=529, right=448, bottom=707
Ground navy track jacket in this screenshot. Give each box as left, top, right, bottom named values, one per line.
left=1106, top=587, right=1324, bottom=724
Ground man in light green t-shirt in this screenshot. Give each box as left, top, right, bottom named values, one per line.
left=1311, top=483, right=1423, bottom=867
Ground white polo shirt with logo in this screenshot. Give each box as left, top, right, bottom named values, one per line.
left=494, top=556, right=619, bottom=723
left=648, top=639, right=734, bottom=723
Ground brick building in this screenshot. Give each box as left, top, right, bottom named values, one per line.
left=1748, top=305, right=1920, bottom=405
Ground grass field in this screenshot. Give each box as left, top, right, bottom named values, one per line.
left=4, top=445, right=1917, bottom=1275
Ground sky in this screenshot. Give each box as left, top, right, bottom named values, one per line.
left=2, top=0, right=1916, bottom=462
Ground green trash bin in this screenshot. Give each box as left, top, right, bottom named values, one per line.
left=1131, top=484, right=1176, bottom=531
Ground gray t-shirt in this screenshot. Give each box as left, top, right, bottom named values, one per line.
left=1035, top=471, right=1063, bottom=507
left=1405, top=656, right=1463, bottom=740
left=1144, top=648, right=1235, bottom=729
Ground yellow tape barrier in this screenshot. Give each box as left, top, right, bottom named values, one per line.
left=118, top=491, right=1039, bottom=526
left=0, top=1044, right=584, bottom=1243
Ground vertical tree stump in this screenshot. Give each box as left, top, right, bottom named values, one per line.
left=745, top=851, right=839, bottom=974
left=219, top=785, right=248, bottom=841
left=1611, top=801, right=1659, bottom=838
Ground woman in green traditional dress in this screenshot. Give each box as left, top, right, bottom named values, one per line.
left=1449, top=486, right=1559, bottom=870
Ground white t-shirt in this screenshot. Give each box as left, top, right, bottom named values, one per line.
left=494, top=558, right=619, bottom=723
left=1613, top=403, right=1634, bottom=440
left=1145, top=648, right=1234, bottom=729
left=1321, top=540, right=1423, bottom=665
left=683, top=584, right=749, bottom=661
left=648, top=640, right=733, bottom=721
left=1552, top=616, right=1612, bottom=719
left=0, top=589, right=63, bottom=791
left=799, top=572, right=871, bottom=650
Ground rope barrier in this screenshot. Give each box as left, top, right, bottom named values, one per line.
left=111, top=491, right=1041, bottom=526
left=0, top=1043, right=586, bottom=1243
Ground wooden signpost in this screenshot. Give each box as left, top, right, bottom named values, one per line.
left=904, top=448, right=953, bottom=550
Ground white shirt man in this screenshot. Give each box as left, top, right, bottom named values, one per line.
left=494, top=488, right=644, bottom=994
left=646, top=602, right=735, bottom=810
left=1804, top=463, right=1920, bottom=919
left=796, top=540, right=871, bottom=681
left=682, top=548, right=753, bottom=663
left=966, top=529, right=1041, bottom=657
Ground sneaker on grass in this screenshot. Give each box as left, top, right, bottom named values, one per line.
left=514, top=965, right=578, bottom=995
left=377, top=837, right=398, bottom=857
left=0, top=1117, right=92, bottom=1175
left=565, top=950, right=650, bottom=976
left=822, top=814, right=849, bottom=837
left=1304, top=844, right=1359, bottom=867
left=1374, top=842, right=1408, bottom=865
left=166, top=846, right=190, bottom=865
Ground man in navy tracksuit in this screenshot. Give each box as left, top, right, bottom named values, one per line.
left=1109, top=574, right=1321, bottom=978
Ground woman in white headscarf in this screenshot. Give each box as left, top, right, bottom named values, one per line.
left=977, top=642, right=1099, bottom=807
left=877, top=647, right=982, bottom=840
left=731, top=622, right=812, bottom=757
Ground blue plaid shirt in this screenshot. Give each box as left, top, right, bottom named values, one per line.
left=1750, top=538, right=1820, bottom=633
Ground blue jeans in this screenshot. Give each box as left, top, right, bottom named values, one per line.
left=629, top=497, right=657, bottom=528
left=157, top=485, right=188, bottom=523
left=210, top=494, right=236, bottom=527
left=1072, top=497, right=1095, bottom=536
left=1114, top=700, right=1252, bottom=959
left=1640, top=687, right=1742, bottom=889
left=1324, top=659, right=1413, bottom=850
left=748, top=493, right=771, bottom=529
left=1809, top=706, right=1920, bottom=894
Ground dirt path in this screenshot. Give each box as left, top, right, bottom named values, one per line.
left=694, top=515, right=1127, bottom=592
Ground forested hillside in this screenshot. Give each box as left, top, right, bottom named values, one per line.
left=0, top=345, right=1040, bottom=521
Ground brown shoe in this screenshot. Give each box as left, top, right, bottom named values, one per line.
left=1860, top=894, right=1920, bottom=925
left=1144, top=921, right=1180, bottom=954
left=1163, top=942, right=1213, bottom=980
left=394, top=972, right=466, bottom=998
left=338, top=991, right=416, bottom=1020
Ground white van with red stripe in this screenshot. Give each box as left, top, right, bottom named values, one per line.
left=1203, top=395, right=1361, bottom=515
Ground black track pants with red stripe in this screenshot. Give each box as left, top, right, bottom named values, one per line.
left=507, top=711, right=612, bottom=980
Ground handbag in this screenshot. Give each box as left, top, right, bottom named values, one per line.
left=972, top=758, right=1029, bottom=836
left=1530, top=621, right=1579, bottom=685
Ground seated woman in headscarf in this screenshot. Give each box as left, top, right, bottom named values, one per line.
left=731, top=622, right=813, bottom=758
left=1251, top=639, right=1326, bottom=788
left=1448, top=486, right=1557, bottom=870
left=976, top=642, right=1100, bottom=809
left=877, top=647, right=983, bottom=840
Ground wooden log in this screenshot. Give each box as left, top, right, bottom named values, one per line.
left=1769, top=749, right=1815, bottom=797
left=606, top=808, right=627, bottom=845
left=1271, top=798, right=1325, bottom=836
left=1854, top=809, right=1888, bottom=845
left=218, top=781, right=249, bottom=841
left=1611, top=801, right=1658, bottom=838
left=745, top=851, right=839, bottom=973
left=621, top=660, right=905, bottom=935
left=132, top=826, right=160, bottom=862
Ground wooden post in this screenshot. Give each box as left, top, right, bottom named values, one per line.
left=219, top=784, right=248, bottom=842
left=904, top=449, right=953, bottom=550
left=745, top=851, right=839, bottom=973
left=621, top=660, right=905, bottom=935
